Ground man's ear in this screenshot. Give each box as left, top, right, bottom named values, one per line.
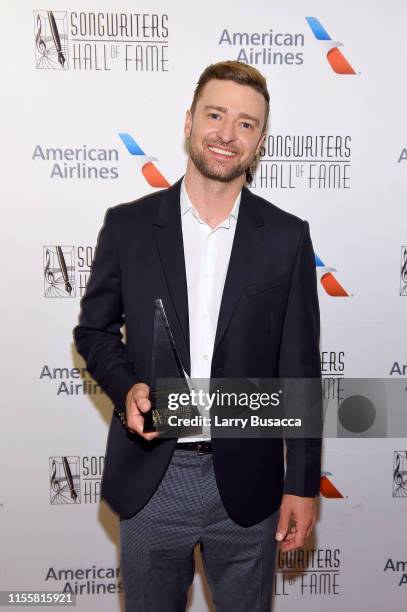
left=255, top=131, right=267, bottom=157
left=184, top=109, right=192, bottom=139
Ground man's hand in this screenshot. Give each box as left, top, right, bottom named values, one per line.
left=125, top=383, right=159, bottom=441
left=275, top=494, right=317, bottom=552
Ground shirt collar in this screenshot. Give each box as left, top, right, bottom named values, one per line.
left=180, top=177, right=241, bottom=228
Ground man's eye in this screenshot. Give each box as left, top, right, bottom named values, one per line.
left=208, top=113, right=221, bottom=120
left=241, top=122, right=253, bottom=129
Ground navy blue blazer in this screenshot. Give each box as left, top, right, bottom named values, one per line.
left=73, top=177, right=322, bottom=526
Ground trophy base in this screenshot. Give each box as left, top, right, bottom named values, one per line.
left=143, top=405, right=204, bottom=438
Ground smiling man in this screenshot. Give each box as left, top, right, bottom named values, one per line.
left=73, top=61, right=322, bottom=611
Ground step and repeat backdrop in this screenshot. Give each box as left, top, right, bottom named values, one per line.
left=1, top=1, right=406, bottom=610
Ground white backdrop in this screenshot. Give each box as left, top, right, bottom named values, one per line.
left=1, top=1, right=406, bottom=610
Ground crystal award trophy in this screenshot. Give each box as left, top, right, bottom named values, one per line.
left=143, top=299, right=203, bottom=437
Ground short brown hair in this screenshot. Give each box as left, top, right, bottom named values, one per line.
left=190, top=61, right=269, bottom=183
left=190, top=60, right=270, bottom=131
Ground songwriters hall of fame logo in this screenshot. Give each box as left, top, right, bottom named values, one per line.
left=400, top=246, right=407, bottom=296
left=49, top=457, right=80, bottom=504
left=34, top=11, right=68, bottom=69
left=43, top=246, right=75, bottom=298
left=49, top=456, right=104, bottom=504
left=393, top=451, right=407, bottom=497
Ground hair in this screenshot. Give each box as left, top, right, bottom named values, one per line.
left=190, top=61, right=270, bottom=184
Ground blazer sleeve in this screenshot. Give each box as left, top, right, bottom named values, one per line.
left=73, top=207, right=140, bottom=414
left=278, top=220, right=322, bottom=497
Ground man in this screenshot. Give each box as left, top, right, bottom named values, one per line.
left=73, top=61, right=322, bottom=611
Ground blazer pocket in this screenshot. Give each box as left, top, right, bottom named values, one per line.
left=245, top=279, right=289, bottom=297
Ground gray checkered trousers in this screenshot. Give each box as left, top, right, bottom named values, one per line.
left=120, top=446, right=280, bottom=611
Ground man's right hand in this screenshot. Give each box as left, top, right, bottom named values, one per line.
left=125, top=383, right=159, bottom=441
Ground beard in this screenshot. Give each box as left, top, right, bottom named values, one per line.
left=188, top=136, right=251, bottom=183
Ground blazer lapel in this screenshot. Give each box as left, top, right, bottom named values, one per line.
left=213, top=187, right=265, bottom=356
left=153, top=178, right=190, bottom=375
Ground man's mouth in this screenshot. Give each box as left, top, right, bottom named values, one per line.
left=207, top=145, right=238, bottom=158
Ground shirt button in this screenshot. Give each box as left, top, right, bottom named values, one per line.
left=203, top=354, right=209, bottom=360
left=202, top=313, right=208, bottom=319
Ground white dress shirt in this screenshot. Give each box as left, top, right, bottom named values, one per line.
left=177, top=178, right=241, bottom=443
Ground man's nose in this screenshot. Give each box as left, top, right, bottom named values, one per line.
left=216, top=119, right=236, bottom=144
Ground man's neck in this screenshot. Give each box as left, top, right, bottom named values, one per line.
left=184, top=160, right=244, bottom=229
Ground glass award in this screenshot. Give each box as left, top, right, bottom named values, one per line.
left=143, top=299, right=203, bottom=437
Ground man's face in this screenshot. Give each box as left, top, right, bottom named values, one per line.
left=184, top=79, right=267, bottom=183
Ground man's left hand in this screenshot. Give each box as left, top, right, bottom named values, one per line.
left=275, top=494, right=317, bottom=552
